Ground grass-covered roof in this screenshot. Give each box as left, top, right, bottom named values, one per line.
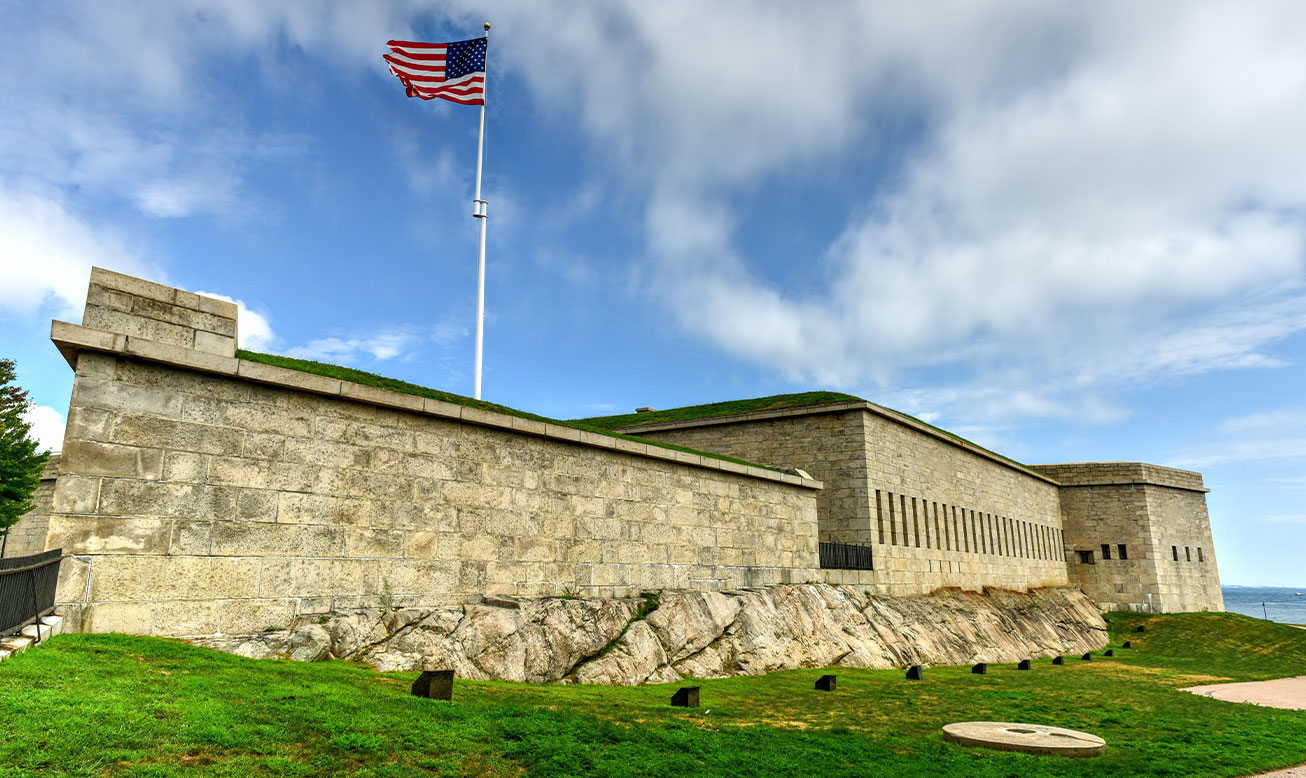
left=238, top=350, right=1033, bottom=475
left=575, top=392, right=863, bottom=430
left=235, top=350, right=780, bottom=473
left=576, top=390, right=1035, bottom=473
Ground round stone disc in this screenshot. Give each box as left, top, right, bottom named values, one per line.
left=942, top=721, right=1106, bottom=757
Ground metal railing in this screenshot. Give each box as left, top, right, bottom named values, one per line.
left=819, top=541, right=874, bottom=571
left=0, top=548, right=62, bottom=641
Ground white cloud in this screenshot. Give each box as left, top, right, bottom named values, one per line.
left=22, top=404, right=65, bottom=454
left=0, top=2, right=426, bottom=231
left=391, top=127, right=461, bottom=197
left=460, top=1, right=1306, bottom=420
left=431, top=319, right=469, bottom=347
left=286, top=330, right=422, bottom=363
left=7, top=1, right=1306, bottom=430
left=1172, top=439, right=1306, bottom=470
left=1222, top=409, right=1306, bottom=435
left=0, top=190, right=156, bottom=317
left=1173, top=406, right=1306, bottom=468
left=192, top=292, right=276, bottom=351
left=1260, top=514, right=1306, bottom=525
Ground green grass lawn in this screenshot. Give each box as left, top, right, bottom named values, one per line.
left=3, top=612, right=1305, bottom=777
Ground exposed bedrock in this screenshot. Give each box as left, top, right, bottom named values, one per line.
left=196, top=584, right=1107, bottom=685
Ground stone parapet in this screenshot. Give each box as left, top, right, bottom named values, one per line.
left=1031, top=462, right=1207, bottom=493
left=49, top=320, right=820, bottom=492
left=79, top=267, right=239, bottom=359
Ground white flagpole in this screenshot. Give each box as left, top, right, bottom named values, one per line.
left=472, top=21, right=490, bottom=400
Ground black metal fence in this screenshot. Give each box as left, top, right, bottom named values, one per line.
left=0, top=548, right=62, bottom=640
left=819, top=541, right=874, bottom=571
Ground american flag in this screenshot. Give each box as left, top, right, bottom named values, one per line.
left=385, top=37, right=486, bottom=105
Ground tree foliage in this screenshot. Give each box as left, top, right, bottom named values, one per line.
left=0, top=358, right=51, bottom=537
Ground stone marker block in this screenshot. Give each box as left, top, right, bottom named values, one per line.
left=411, top=670, right=454, bottom=700
left=1104, top=649, right=1114, bottom=657
left=1052, top=656, right=1065, bottom=665
left=671, top=686, right=700, bottom=707
left=1081, top=652, right=1093, bottom=661
left=1017, top=659, right=1031, bottom=671
left=906, top=665, right=924, bottom=681
left=972, top=663, right=987, bottom=675
left=1122, top=641, right=1132, bottom=649
left=815, top=674, right=837, bottom=692
left=1136, top=626, right=1145, bottom=633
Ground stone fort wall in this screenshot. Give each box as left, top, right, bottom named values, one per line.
left=43, top=269, right=821, bottom=636
left=627, top=412, right=1224, bottom=613
left=26, top=268, right=1224, bottom=634
left=3, top=456, right=59, bottom=558
left=1033, top=463, right=1223, bottom=613
left=619, top=406, right=1070, bottom=595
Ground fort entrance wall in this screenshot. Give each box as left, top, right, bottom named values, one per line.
left=43, top=269, right=820, bottom=636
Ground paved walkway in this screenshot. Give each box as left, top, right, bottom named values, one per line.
left=1180, top=676, right=1306, bottom=777
left=1183, top=675, right=1306, bottom=710
left=1248, top=765, right=1306, bottom=778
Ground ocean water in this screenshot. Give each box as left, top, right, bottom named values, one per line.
left=1222, top=586, right=1306, bottom=624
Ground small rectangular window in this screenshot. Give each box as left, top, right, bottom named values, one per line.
left=1118, top=544, right=1128, bottom=560
left=1197, top=547, right=1204, bottom=562
left=875, top=490, right=885, bottom=545
left=1185, top=546, right=1191, bottom=562
left=911, top=497, right=921, bottom=548
left=1172, top=545, right=1179, bottom=561
left=1101, top=543, right=1112, bottom=560
left=1077, top=550, right=1095, bottom=565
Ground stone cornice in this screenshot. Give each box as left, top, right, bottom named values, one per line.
left=1029, top=462, right=1210, bottom=493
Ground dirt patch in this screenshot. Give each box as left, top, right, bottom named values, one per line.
left=1087, top=663, right=1229, bottom=685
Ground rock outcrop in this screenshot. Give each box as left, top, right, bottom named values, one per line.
left=196, top=585, right=1107, bottom=685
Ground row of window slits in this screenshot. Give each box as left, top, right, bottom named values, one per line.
left=1077, top=544, right=1205, bottom=564
left=874, top=490, right=1065, bottom=562
left=1077, top=545, right=1128, bottom=564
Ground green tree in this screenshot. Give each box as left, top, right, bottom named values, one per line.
left=0, top=358, right=51, bottom=553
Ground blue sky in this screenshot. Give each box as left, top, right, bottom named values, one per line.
left=2, top=2, right=1305, bottom=586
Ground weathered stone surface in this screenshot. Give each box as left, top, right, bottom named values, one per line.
left=942, top=721, right=1106, bottom=757
left=628, top=406, right=1071, bottom=596
left=194, top=584, right=1107, bottom=686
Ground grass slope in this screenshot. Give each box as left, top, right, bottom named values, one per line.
left=235, top=350, right=779, bottom=473
left=576, top=391, right=862, bottom=430
left=3, top=612, right=1305, bottom=777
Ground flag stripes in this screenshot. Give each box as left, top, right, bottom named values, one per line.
left=385, top=37, right=486, bottom=105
